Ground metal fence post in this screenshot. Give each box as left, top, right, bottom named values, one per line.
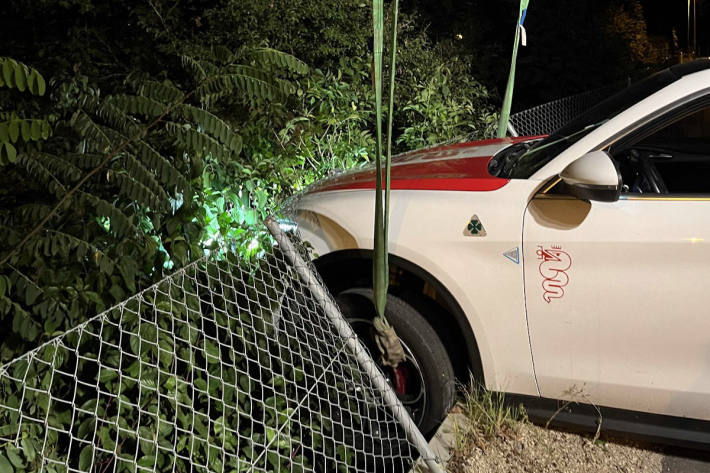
left=265, top=217, right=446, bottom=473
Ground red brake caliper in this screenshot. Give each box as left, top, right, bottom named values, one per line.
left=393, top=365, right=408, bottom=396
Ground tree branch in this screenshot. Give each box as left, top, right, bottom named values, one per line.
left=0, top=92, right=191, bottom=268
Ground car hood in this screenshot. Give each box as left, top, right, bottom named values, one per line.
left=309, top=136, right=535, bottom=193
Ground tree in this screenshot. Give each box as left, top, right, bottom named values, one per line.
left=0, top=45, right=306, bottom=361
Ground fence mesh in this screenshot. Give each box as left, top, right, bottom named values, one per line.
left=509, top=84, right=624, bottom=137
left=0, top=226, right=433, bottom=473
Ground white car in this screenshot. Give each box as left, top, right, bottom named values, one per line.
left=288, top=60, right=710, bottom=446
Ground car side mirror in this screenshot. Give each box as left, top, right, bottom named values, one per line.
left=559, top=150, right=621, bottom=202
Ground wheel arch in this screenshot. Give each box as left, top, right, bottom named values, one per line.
left=313, top=249, right=485, bottom=384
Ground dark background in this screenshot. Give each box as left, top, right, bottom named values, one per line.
left=407, top=0, right=708, bottom=109
left=1, top=0, right=707, bottom=110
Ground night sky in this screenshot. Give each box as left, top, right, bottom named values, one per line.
left=643, top=0, right=708, bottom=55
left=411, top=0, right=710, bottom=107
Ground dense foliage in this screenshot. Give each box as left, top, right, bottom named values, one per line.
left=0, top=46, right=309, bottom=360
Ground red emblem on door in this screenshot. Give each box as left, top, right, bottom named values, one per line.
left=537, top=245, right=571, bottom=303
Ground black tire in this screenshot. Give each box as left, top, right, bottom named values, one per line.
left=335, top=288, right=456, bottom=435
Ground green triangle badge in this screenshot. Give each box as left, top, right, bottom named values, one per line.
left=464, top=215, right=487, bottom=237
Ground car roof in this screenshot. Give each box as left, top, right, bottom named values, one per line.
left=669, top=59, right=710, bottom=79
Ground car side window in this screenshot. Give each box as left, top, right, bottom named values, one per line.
left=613, top=105, right=710, bottom=195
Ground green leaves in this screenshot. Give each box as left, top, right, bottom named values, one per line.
left=78, top=445, right=93, bottom=471
left=137, top=80, right=184, bottom=105
left=165, top=122, right=239, bottom=162
left=196, top=73, right=276, bottom=105
left=20, top=439, right=35, bottom=464
left=0, top=43, right=307, bottom=414
left=0, top=59, right=51, bottom=167
left=398, top=66, right=497, bottom=149
left=112, top=173, right=163, bottom=212
left=0, top=118, right=52, bottom=147
left=15, top=153, right=68, bottom=198
left=0, top=454, right=13, bottom=473
left=181, top=46, right=303, bottom=107
left=0, top=57, right=46, bottom=96
left=5, top=448, right=23, bottom=470
left=108, top=95, right=165, bottom=118
left=131, top=140, right=189, bottom=190
left=179, top=105, right=241, bottom=151
left=20, top=152, right=81, bottom=183
left=24, top=230, right=117, bottom=274
left=180, top=55, right=208, bottom=81
left=122, top=153, right=170, bottom=208
left=250, top=48, right=309, bottom=75
left=0, top=142, right=17, bottom=166
left=12, top=309, right=41, bottom=342
left=78, top=192, right=136, bottom=238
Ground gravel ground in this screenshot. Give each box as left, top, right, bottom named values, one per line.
left=449, top=422, right=663, bottom=473
left=440, top=413, right=710, bottom=473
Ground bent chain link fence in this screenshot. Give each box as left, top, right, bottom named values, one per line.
left=0, top=219, right=442, bottom=473
left=508, top=84, right=625, bottom=137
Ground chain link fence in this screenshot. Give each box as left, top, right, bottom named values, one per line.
left=509, top=84, right=625, bottom=137
left=0, top=219, right=442, bottom=473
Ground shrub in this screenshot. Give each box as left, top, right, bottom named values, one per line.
left=398, top=66, right=497, bottom=150
left=0, top=47, right=305, bottom=362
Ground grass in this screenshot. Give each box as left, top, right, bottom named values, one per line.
left=458, top=379, right=527, bottom=442
left=448, top=378, right=528, bottom=470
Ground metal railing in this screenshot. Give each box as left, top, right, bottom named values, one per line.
left=509, top=84, right=624, bottom=137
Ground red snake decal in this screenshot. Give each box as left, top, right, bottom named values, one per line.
left=537, top=245, right=572, bottom=303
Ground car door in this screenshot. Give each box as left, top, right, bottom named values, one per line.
left=522, top=102, right=710, bottom=420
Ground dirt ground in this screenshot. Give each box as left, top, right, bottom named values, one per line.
left=439, top=413, right=710, bottom=473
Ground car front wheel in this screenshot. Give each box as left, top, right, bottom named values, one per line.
left=335, top=288, right=456, bottom=435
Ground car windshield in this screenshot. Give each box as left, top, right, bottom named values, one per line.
left=494, top=67, right=680, bottom=179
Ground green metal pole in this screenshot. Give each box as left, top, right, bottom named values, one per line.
left=372, top=0, right=386, bottom=319
left=371, top=0, right=405, bottom=367
left=384, top=0, right=399, bottom=308
left=497, top=0, right=529, bottom=138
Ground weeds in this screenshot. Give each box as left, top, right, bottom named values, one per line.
left=447, top=379, right=527, bottom=471
left=545, top=384, right=604, bottom=442
left=450, top=380, right=525, bottom=450
left=458, top=379, right=527, bottom=443
left=447, top=382, right=628, bottom=472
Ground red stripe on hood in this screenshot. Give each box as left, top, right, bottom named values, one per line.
left=311, top=136, right=541, bottom=193
left=315, top=157, right=507, bottom=192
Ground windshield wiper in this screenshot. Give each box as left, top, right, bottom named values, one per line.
left=508, top=120, right=609, bottom=176
left=489, top=141, right=534, bottom=177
